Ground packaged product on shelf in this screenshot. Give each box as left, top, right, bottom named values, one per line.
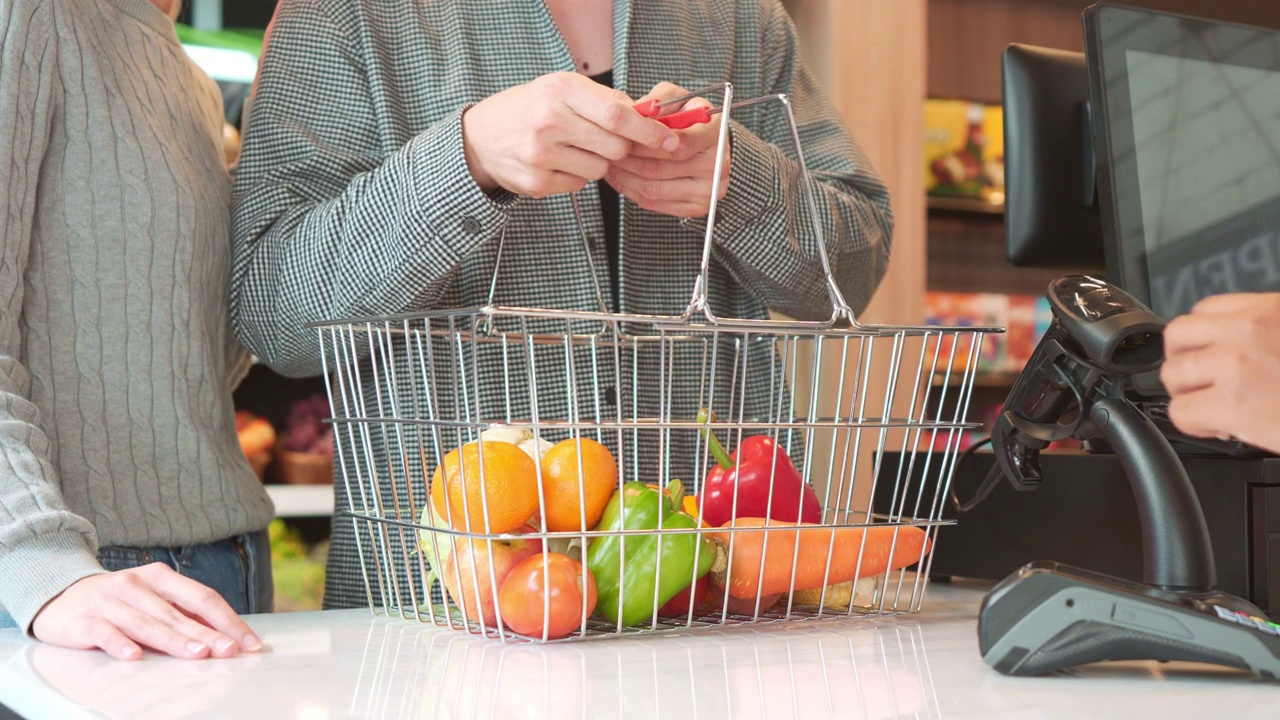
left=925, top=292, right=1006, bottom=374
left=925, top=292, right=1045, bottom=377
left=924, top=292, right=957, bottom=367
left=973, top=293, right=1008, bottom=372
left=923, top=99, right=1005, bottom=205
left=1033, top=295, right=1054, bottom=342
left=1004, top=294, right=1039, bottom=371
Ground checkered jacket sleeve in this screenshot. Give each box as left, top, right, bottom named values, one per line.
left=230, top=0, right=892, bottom=379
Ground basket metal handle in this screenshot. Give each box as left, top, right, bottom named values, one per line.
left=680, top=83, right=856, bottom=327
left=482, top=81, right=861, bottom=328
left=483, top=197, right=613, bottom=318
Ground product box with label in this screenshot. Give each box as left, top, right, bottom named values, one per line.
left=924, top=99, right=1005, bottom=205
left=924, top=291, right=1042, bottom=375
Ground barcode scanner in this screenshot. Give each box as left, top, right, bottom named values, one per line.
left=976, top=276, right=1280, bottom=679
left=988, top=276, right=1164, bottom=494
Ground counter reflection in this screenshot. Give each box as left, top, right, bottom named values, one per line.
left=19, top=640, right=265, bottom=719
left=351, top=618, right=942, bottom=719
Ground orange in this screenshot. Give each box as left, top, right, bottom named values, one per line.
left=540, top=438, right=619, bottom=531
left=430, top=441, right=539, bottom=534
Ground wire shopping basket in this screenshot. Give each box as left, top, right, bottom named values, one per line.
left=312, top=84, right=998, bottom=643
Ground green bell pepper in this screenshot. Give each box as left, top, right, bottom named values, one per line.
left=587, top=480, right=716, bottom=627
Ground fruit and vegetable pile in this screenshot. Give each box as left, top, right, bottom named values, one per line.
left=269, top=519, right=327, bottom=612
left=418, top=412, right=932, bottom=640
left=236, top=410, right=276, bottom=479
left=282, top=394, right=335, bottom=461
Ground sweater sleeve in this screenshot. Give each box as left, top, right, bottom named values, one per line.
left=0, top=0, right=108, bottom=634
left=230, top=0, right=518, bottom=379
left=697, top=0, right=894, bottom=322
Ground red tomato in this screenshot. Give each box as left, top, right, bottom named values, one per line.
left=498, top=553, right=597, bottom=639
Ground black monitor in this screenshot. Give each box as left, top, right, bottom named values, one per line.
left=1001, top=44, right=1105, bottom=272
left=1085, top=3, right=1280, bottom=321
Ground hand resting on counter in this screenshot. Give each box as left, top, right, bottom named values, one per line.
left=32, top=564, right=263, bottom=661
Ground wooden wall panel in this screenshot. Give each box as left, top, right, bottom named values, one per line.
left=783, top=0, right=928, bottom=326
left=928, top=0, right=1280, bottom=103
left=830, top=0, right=928, bottom=328
left=781, top=0, right=928, bottom=504
left=929, top=0, right=1082, bottom=102
left=926, top=214, right=1062, bottom=295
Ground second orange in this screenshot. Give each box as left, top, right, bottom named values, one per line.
left=539, top=438, right=618, bottom=532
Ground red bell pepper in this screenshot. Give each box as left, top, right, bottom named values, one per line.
left=656, top=573, right=710, bottom=618
left=696, top=409, right=823, bottom=528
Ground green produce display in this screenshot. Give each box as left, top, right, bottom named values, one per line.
left=587, top=481, right=715, bottom=627
left=269, top=519, right=326, bottom=612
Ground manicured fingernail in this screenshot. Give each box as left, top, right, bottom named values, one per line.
left=187, top=641, right=208, bottom=655
left=122, top=644, right=142, bottom=660
left=215, top=638, right=236, bottom=654
left=663, top=136, right=680, bottom=152
left=242, top=634, right=262, bottom=652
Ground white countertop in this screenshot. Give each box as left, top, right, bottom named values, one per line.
left=1, top=580, right=1274, bottom=720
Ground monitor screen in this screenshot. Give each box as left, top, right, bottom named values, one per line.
left=1001, top=44, right=1105, bottom=272
left=1084, top=4, right=1280, bottom=320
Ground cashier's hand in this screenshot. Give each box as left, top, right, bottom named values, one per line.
left=31, top=564, right=263, bottom=661
left=605, top=82, right=732, bottom=219
left=462, top=72, right=680, bottom=198
left=1161, top=292, right=1280, bottom=454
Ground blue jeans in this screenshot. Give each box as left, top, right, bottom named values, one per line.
left=0, top=530, right=272, bottom=629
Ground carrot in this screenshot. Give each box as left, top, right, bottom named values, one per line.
left=708, top=519, right=932, bottom=599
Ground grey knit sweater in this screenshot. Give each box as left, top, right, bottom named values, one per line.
left=0, top=0, right=274, bottom=630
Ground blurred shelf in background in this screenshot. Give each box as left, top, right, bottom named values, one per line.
left=927, top=196, right=1004, bottom=216
left=266, top=484, right=334, bottom=518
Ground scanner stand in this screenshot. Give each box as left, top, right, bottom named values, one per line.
left=976, top=277, right=1279, bottom=678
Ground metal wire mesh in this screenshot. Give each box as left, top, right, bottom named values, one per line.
left=310, top=83, right=996, bottom=642
left=315, top=307, right=988, bottom=642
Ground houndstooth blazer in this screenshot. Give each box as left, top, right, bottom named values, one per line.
left=231, top=0, right=893, bottom=610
